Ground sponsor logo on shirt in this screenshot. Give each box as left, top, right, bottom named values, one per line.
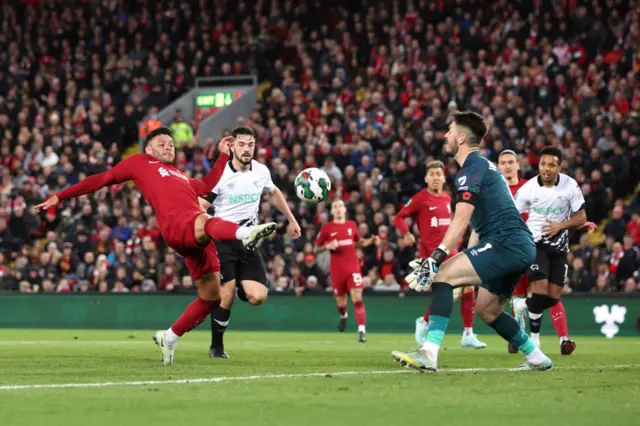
left=158, top=167, right=188, bottom=181
left=228, top=193, right=262, bottom=204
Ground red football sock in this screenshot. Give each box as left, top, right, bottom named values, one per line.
left=171, top=297, right=220, bottom=336
left=460, top=291, right=476, bottom=328
left=549, top=300, right=569, bottom=339
left=337, top=305, right=347, bottom=317
left=423, top=305, right=431, bottom=322
left=204, top=217, right=240, bottom=241
left=353, top=301, right=367, bottom=326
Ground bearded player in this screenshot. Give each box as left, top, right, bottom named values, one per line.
left=394, top=160, right=486, bottom=349
left=315, top=199, right=379, bottom=342
left=499, top=149, right=595, bottom=355
left=35, top=127, right=276, bottom=365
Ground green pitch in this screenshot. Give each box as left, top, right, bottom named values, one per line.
left=0, top=330, right=638, bottom=426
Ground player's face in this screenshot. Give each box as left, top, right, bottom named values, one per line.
left=331, top=200, right=346, bottom=221
left=444, top=121, right=461, bottom=154
left=232, top=134, right=256, bottom=166
left=539, top=154, right=560, bottom=185
left=146, top=134, right=175, bottom=163
left=498, top=153, right=519, bottom=180
left=425, top=167, right=445, bottom=192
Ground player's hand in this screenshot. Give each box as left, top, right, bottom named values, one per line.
left=579, top=221, right=597, bottom=234
left=542, top=219, right=564, bottom=238
left=405, top=257, right=438, bottom=292
left=34, top=195, right=59, bottom=212
left=219, top=136, right=234, bottom=155
left=325, top=240, right=339, bottom=251
left=404, top=233, right=416, bottom=246
left=288, top=220, right=301, bottom=238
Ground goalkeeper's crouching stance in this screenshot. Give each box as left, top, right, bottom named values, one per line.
left=391, top=110, right=553, bottom=373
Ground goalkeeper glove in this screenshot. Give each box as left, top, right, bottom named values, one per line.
left=405, top=246, right=449, bottom=292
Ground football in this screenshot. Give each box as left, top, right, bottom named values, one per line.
left=294, top=168, right=331, bottom=204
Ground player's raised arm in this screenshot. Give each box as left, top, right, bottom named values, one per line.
left=34, top=156, right=136, bottom=212
left=189, top=136, right=232, bottom=195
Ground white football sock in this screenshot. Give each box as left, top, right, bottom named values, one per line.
left=358, top=325, right=366, bottom=333
left=559, top=336, right=568, bottom=344
left=236, top=227, right=250, bottom=240
left=513, top=297, right=527, bottom=311
left=422, top=342, right=440, bottom=363
left=525, top=346, right=548, bottom=365
left=530, top=332, right=540, bottom=346
left=463, top=327, right=474, bottom=337
left=165, top=327, right=179, bottom=347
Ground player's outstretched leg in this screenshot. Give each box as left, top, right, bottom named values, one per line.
left=460, top=287, right=486, bottom=349
left=196, top=215, right=277, bottom=250
left=154, top=271, right=221, bottom=366
left=415, top=306, right=430, bottom=346
left=549, top=300, right=575, bottom=355
left=350, top=289, right=367, bottom=342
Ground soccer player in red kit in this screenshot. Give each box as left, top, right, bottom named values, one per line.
left=35, top=127, right=276, bottom=365
left=394, top=160, right=486, bottom=349
left=315, top=199, right=379, bottom=342
left=498, top=150, right=595, bottom=354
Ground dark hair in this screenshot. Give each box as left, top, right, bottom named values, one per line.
left=450, top=111, right=488, bottom=147
left=426, top=160, right=444, bottom=172
left=144, top=126, right=172, bottom=147
left=231, top=126, right=256, bottom=139
left=541, top=146, right=563, bottom=163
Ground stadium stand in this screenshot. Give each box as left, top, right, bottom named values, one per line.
left=0, top=0, right=639, bottom=294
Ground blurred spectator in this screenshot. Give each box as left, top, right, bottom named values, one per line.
left=604, top=207, right=627, bottom=242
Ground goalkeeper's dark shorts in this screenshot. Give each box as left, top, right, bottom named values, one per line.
left=463, top=238, right=536, bottom=299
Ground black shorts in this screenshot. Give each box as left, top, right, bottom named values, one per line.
left=527, top=244, right=568, bottom=286
left=214, top=239, right=268, bottom=287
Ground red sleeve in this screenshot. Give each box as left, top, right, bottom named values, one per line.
left=394, top=193, right=420, bottom=235
left=189, top=153, right=229, bottom=196
left=352, top=222, right=362, bottom=242
left=315, top=225, right=328, bottom=246
left=56, top=157, right=135, bottom=201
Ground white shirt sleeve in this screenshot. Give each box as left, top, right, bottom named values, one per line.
left=568, top=178, right=586, bottom=213
left=260, top=164, right=275, bottom=193
left=513, top=183, right=531, bottom=214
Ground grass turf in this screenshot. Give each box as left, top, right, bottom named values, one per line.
left=0, top=329, right=638, bottom=426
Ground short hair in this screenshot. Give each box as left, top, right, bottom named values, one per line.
left=231, top=126, right=256, bottom=139
left=450, top=111, right=488, bottom=147
left=426, top=160, right=444, bottom=172
left=498, top=149, right=517, bottom=159
left=145, top=126, right=172, bottom=147
left=541, top=146, right=563, bottom=163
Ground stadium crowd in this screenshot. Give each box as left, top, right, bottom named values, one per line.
left=1, top=0, right=640, bottom=295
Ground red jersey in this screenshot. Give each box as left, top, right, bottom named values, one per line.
left=509, top=178, right=529, bottom=222
left=394, top=190, right=452, bottom=258
left=315, top=220, right=361, bottom=277
left=56, top=153, right=229, bottom=237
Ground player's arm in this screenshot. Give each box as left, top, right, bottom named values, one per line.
left=357, top=235, right=380, bottom=248
left=188, top=136, right=232, bottom=195
left=542, top=181, right=587, bottom=238
left=467, top=228, right=480, bottom=247
left=35, top=156, right=135, bottom=211
left=394, top=195, right=420, bottom=244
left=269, top=186, right=301, bottom=238
left=513, top=183, right=531, bottom=214
left=314, top=227, right=337, bottom=252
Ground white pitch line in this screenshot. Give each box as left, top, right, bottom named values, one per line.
left=0, top=364, right=637, bottom=391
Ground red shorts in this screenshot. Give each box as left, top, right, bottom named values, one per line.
left=331, top=271, right=364, bottom=297
left=512, top=274, right=529, bottom=297
left=162, top=211, right=220, bottom=281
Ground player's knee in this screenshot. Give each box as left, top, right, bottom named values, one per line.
left=350, top=290, right=363, bottom=303
left=336, top=295, right=348, bottom=307
left=244, top=282, right=268, bottom=306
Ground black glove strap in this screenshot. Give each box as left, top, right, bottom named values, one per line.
left=430, top=248, right=448, bottom=266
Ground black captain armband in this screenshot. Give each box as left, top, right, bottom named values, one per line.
left=456, top=190, right=478, bottom=206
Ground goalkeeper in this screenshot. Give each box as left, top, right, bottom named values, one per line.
left=391, top=111, right=553, bottom=372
